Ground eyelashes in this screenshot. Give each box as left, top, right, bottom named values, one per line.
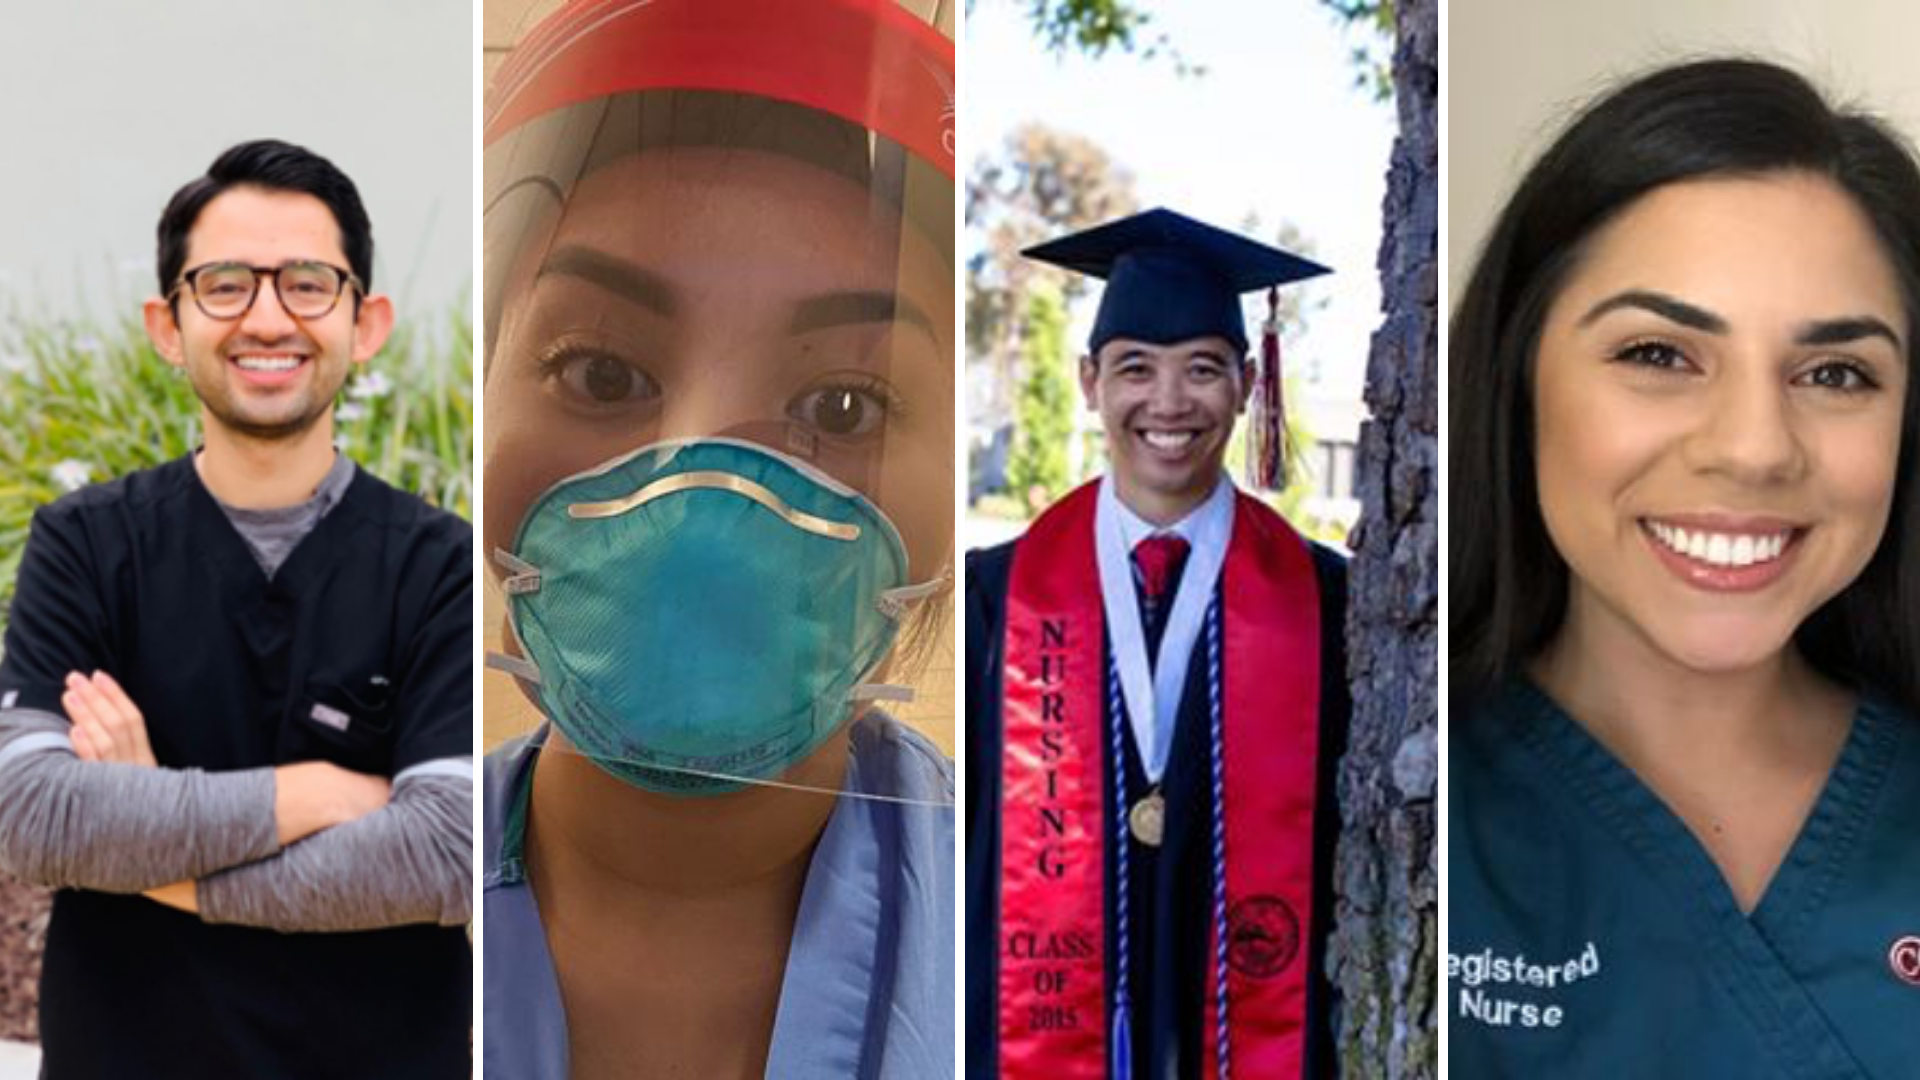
left=1609, top=339, right=1691, bottom=372
left=786, top=373, right=909, bottom=439
left=1606, top=337, right=1884, bottom=395
left=536, top=340, right=660, bottom=406
left=1792, top=359, right=1881, bottom=394
left=532, top=337, right=909, bottom=437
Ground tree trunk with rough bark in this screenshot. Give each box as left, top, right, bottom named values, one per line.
left=1331, top=0, right=1439, bottom=1075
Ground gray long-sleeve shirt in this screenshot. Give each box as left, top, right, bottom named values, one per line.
left=0, top=706, right=471, bottom=930
left=0, top=452, right=470, bottom=931
left=0, top=708, right=279, bottom=890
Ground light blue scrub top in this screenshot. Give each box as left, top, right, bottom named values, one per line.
left=483, top=713, right=956, bottom=1079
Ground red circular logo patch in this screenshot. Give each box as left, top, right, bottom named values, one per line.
left=1226, top=895, right=1301, bottom=979
left=1892, top=937, right=1920, bottom=987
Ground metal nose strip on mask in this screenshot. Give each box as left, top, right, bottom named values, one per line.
left=566, top=470, right=862, bottom=541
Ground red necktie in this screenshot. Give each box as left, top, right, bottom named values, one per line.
left=1132, top=535, right=1191, bottom=666
left=1131, top=534, right=1191, bottom=604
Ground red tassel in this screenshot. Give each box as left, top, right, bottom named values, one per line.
left=1246, top=286, right=1289, bottom=491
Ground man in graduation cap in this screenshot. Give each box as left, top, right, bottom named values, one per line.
left=966, top=208, right=1352, bottom=1079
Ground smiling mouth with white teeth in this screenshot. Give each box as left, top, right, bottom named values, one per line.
left=1141, top=430, right=1198, bottom=451
left=1643, top=519, right=1796, bottom=569
left=232, top=355, right=305, bottom=373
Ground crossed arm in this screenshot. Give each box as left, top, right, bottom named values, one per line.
left=0, top=671, right=471, bottom=932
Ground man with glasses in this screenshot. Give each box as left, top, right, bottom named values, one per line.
left=0, top=141, right=470, bottom=1078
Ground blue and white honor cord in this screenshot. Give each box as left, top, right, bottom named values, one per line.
left=1206, top=595, right=1232, bottom=1080
left=1106, top=594, right=1233, bottom=1080
left=1106, top=650, right=1134, bottom=1080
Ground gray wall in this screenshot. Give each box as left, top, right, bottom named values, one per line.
left=1450, top=0, right=1920, bottom=291
left=0, top=1, right=472, bottom=321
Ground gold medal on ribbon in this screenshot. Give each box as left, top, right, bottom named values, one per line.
left=1129, top=790, right=1166, bottom=847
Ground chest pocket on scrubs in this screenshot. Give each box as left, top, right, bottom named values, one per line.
left=288, top=674, right=396, bottom=775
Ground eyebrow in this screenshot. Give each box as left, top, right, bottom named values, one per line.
left=537, top=246, right=677, bottom=316
left=1578, top=290, right=1728, bottom=334
left=1579, top=288, right=1903, bottom=353
left=1107, top=347, right=1233, bottom=366
left=789, top=291, right=935, bottom=338
left=532, top=252, right=935, bottom=342
left=1793, top=315, right=1903, bottom=352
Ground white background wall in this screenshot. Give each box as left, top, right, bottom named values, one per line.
left=0, top=0, right=472, bottom=320
left=1450, top=0, right=1920, bottom=290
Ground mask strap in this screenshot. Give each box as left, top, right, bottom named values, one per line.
left=494, top=548, right=542, bottom=595
left=486, top=651, right=543, bottom=684
left=860, top=566, right=953, bottom=698
left=550, top=748, right=955, bottom=807
left=877, top=573, right=950, bottom=619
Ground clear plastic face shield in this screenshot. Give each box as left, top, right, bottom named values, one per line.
left=482, top=0, right=955, bottom=807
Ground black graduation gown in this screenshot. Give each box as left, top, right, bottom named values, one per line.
left=965, top=536, right=1350, bottom=1079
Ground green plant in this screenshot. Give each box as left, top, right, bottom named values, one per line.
left=0, top=302, right=473, bottom=642
left=1205, top=373, right=1343, bottom=546
left=1004, top=284, right=1075, bottom=514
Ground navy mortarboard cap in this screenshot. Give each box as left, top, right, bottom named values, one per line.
left=1021, top=207, right=1330, bottom=355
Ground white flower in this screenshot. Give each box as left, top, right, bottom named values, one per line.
left=51, top=459, right=92, bottom=493
left=348, top=372, right=393, bottom=400
left=0, top=353, right=31, bottom=376
left=335, top=402, right=369, bottom=423
left=75, top=336, right=102, bottom=356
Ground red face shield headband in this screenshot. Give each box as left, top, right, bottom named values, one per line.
left=485, top=0, right=955, bottom=179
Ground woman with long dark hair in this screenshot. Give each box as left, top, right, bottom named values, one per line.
left=1448, top=59, right=1920, bottom=1077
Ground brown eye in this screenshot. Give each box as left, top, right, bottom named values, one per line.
left=789, top=385, right=890, bottom=437
left=1796, top=360, right=1878, bottom=393
left=555, top=353, right=657, bottom=405
left=1612, top=340, right=1689, bottom=371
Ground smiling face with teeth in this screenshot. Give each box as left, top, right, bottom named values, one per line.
left=1080, top=335, right=1250, bottom=525
left=144, top=187, right=392, bottom=443
left=1533, top=172, right=1909, bottom=675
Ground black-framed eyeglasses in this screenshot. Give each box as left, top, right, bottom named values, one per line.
left=169, top=261, right=362, bottom=321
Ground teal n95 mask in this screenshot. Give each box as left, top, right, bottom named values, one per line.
left=486, top=438, right=945, bottom=796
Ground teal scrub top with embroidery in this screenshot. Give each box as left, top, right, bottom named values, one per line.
left=1448, top=681, right=1920, bottom=1079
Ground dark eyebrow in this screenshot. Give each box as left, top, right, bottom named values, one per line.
left=537, top=246, right=677, bottom=317
left=1104, top=347, right=1233, bottom=367
left=1580, top=290, right=1903, bottom=355
left=1578, top=290, right=1728, bottom=334
left=1794, top=315, right=1903, bottom=352
left=789, top=291, right=935, bottom=338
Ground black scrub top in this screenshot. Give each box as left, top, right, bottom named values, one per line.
left=1449, top=680, right=1920, bottom=1079
left=963, top=538, right=1351, bottom=1079
left=0, top=455, right=472, bottom=1079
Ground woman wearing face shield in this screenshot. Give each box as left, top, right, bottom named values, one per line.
left=479, top=2, right=956, bottom=1076
left=1447, top=59, right=1920, bottom=1077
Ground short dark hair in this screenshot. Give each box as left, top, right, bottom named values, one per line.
left=1449, top=58, right=1920, bottom=715
left=156, top=139, right=375, bottom=301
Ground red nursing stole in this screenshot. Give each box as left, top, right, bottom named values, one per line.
left=998, top=481, right=1324, bottom=1079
